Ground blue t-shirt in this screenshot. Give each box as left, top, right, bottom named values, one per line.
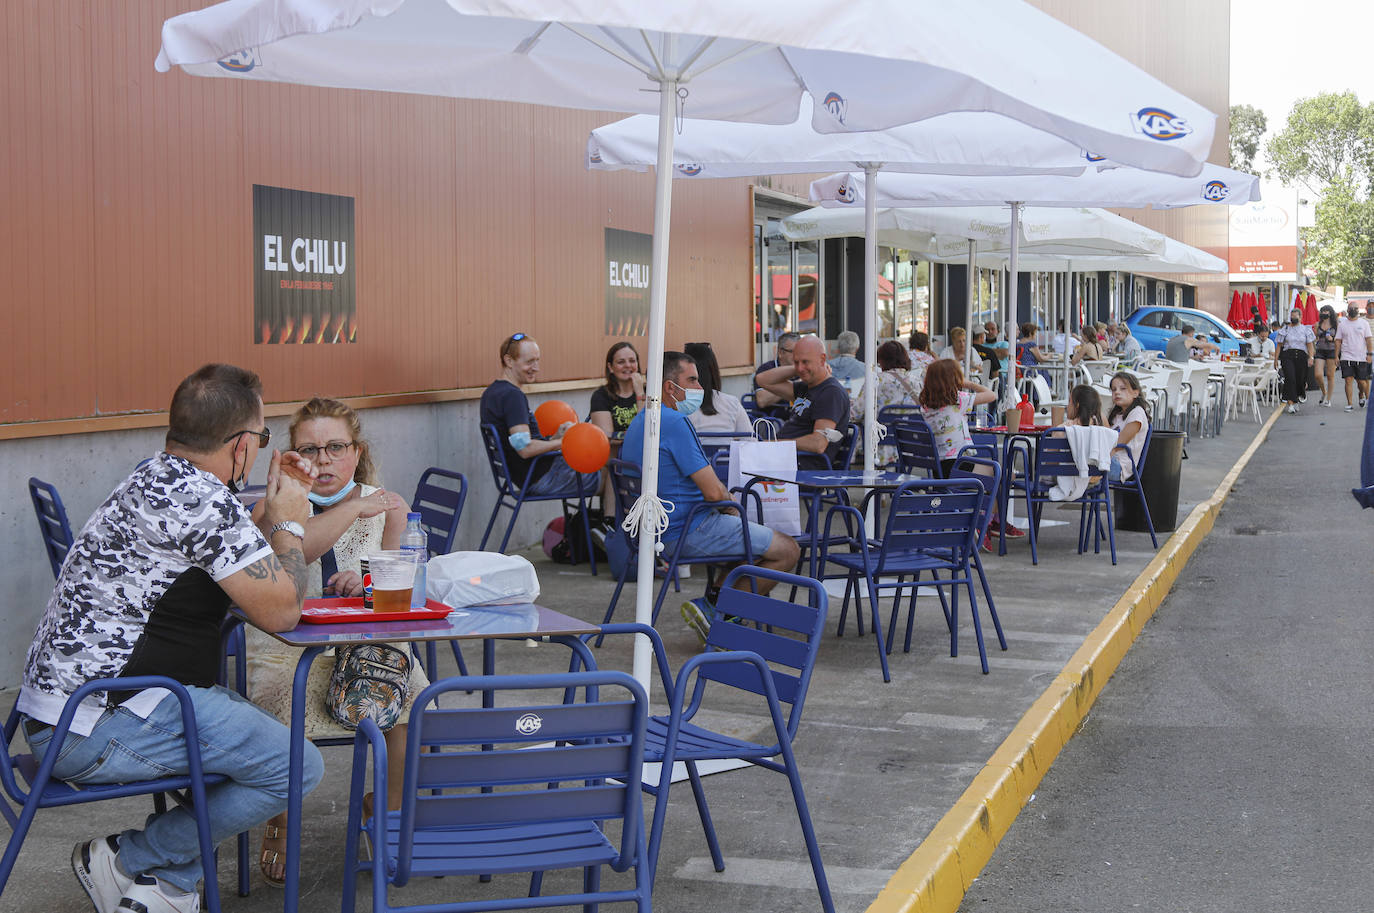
left=621, top=405, right=710, bottom=541
left=480, top=380, right=548, bottom=486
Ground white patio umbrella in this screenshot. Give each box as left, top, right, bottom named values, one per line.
left=155, top=0, right=1218, bottom=697
left=810, top=165, right=1258, bottom=402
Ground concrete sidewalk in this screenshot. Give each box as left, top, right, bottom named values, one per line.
left=0, top=413, right=1275, bottom=913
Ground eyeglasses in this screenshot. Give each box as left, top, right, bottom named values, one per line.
left=294, top=440, right=355, bottom=460
left=511, top=333, right=527, bottom=342
left=778, top=345, right=795, bottom=355
left=224, top=427, right=271, bottom=448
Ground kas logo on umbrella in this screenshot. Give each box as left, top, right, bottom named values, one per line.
left=1130, top=107, right=1193, bottom=141
left=217, top=48, right=260, bottom=72
left=1202, top=180, right=1229, bottom=202
left=676, top=163, right=703, bottom=176
left=822, top=92, right=848, bottom=125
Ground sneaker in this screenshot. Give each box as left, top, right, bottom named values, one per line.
left=117, top=874, right=200, bottom=913
left=680, top=598, right=713, bottom=647
left=980, top=531, right=995, bottom=553
left=74, top=836, right=133, bottom=913
left=1321, top=399, right=1332, bottom=408
left=1001, top=522, right=1027, bottom=538
left=1362, top=397, right=1368, bottom=408
left=1299, top=393, right=1307, bottom=403
left=1346, top=405, right=1355, bottom=413
left=1288, top=405, right=1299, bottom=414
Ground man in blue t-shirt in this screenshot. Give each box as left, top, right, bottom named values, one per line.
left=622, top=352, right=800, bottom=638
left=755, top=334, right=851, bottom=469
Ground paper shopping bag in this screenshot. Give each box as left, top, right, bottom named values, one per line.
left=728, top=439, right=801, bottom=536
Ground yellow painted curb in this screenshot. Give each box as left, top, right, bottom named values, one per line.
left=867, top=406, right=1285, bottom=913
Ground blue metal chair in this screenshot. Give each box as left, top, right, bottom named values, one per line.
left=892, top=417, right=944, bottom=478
left=0, top=677, right=230, bottom=911
left=1107, top=425, right=1159, bottom=548
left=27, top=477, right=74, bottom=579
left=596, top=460, right=760, bottom=639
left=1005, top=430, right=1117, bottom=565
left=477, top=424, right=599, bottom=574
left=820, top=479, right=990, bottom=679
left=740, top=392, right=762, bottom=421
left=410, top=468, right=472, bottom=680
left=587, top=566, right=834, bottom=913
left=341, top=671, right=651, bottom=913
left=873, top=404, right=922, bottom=467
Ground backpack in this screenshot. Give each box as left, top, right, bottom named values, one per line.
left=542, top=512, right=606, bottom=565
left=324, top=643, right=411, bottom=731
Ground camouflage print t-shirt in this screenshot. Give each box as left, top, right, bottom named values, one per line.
left=18, top=452, right=271, bottom=735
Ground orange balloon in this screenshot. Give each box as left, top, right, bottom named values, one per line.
left=534, top=400, right=579, bottom=437
left=562, top=422, right=610, bottom=474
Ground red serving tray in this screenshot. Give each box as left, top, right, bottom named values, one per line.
left=300, top=597, right=454, bottom=624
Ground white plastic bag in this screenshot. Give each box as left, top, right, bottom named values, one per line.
left=425, top=552, right=540, bottom=607
left=728, top=439, right=802, bottom=536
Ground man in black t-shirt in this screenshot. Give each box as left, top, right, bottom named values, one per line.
left=756, top=334, right=851, bottom=469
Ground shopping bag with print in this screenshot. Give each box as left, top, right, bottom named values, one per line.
left=728, top=438, right=801, bottom=536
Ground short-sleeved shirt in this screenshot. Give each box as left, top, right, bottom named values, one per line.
left=828, top=354, right=865, bottom=383
left=1273, top=324, right=1315, bottom=353
left=19, top=452, right=272, bottom=736
left=621, top=405, right=710, bottom=541
left=1164, top=333, right=1202, bottom=363
left=688, top=390, right=752, bottom=433
left=480, top=379, right=548, bottom=486
left=1017, top=341, right=1040, bottom=367
left=921, top=391, right=976, bottom=460
left=1313, top=323, right=1339, bottom=356
left=1336, top=316, right=1373, bottom=360
left=1110, top=405, right=1150, bottom=479
left=779, top=374, right=850, bottom=469
left=589, top=386, right=639, bottom=437
left=1118, top=334, right=1144, bottom=360
left=753, top=359, right=789, bottom=418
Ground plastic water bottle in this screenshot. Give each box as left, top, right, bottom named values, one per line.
left=401, top=512, right=428, bottom=609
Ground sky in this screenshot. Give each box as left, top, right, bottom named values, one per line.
left=1231, top=0, right=1374, bottom=170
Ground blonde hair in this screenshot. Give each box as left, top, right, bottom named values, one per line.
left=288, top=397, right=378, bottom=486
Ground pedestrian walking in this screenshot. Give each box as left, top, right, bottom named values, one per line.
left=1274, top=306, right=1316, bottom=414
left=1335, top=302, right=1373, bottom=412
left=1313, top=306, right=1339, bottom=407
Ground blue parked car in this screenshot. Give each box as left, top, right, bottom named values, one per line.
left=1124, top=306, right=1244, bottom=355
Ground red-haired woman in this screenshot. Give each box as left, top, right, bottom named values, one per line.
left=918, top=359, right=998, bottom=477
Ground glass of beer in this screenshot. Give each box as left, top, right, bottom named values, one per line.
left=367, top=550, right=419, bottom=613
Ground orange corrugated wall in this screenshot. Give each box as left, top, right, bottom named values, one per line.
left=2, top=1, right=754, bottom=424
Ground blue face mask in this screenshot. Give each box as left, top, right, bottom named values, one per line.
left=308, top=477, right=357, bottom=507
left=671, top=382, right=704, bottom=416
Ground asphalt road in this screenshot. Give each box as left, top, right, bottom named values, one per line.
left=959, top=404, right=1374, bottom=913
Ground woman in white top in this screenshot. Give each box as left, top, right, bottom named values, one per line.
left=684, top=341, right=752, bottom=433
left=1105, top=372, right=1150, bottom=481
left=247, top=397, right=424, bottom=886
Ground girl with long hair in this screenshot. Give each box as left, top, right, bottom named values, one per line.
left=684, top=341, right=752, bottom=433
left=918, top=359, right=997, bottom=478
left=1106, top=372, right=1151, bottom=481
left=1313, top=306, right=1339, bottom=407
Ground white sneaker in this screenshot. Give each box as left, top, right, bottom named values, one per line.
left=116, top=874, right=200, bottom=913
left=1346, top=405, right=1354, bottom=413
left=73, top=836, right=133, bottom=913
left=1362, top=397, right=1368, bottom=408
left=1321, top=399, right=1332, bottom=408
left=1287, top=405, right=1299, bottom=414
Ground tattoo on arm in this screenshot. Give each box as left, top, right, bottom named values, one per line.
left=243, top=555, right=280, bottom=583
left=277, top=546, right=308, bottom=603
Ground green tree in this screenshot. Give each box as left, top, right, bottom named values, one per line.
left=1265, top=91, right=1374, bottom=189
left=1228, top=103, right=1266, bottom=173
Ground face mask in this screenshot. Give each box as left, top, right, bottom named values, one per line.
left=1350, top=309, right=1360, bottom=319
left=308, top=477, right=357, bottom=507
left=1290, top=315, right=1300, bottom=325
left=226, top=445, right=246, bottom=494
left=670, top=382, right=704, bottom=416
left=507, top=431, right=531, bottom=452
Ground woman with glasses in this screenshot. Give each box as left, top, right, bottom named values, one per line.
left=246, top=396, right=427, bottom=887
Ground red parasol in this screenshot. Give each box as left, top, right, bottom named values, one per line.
left=1256, top=293, right=1268, bottom=327
left=1227, top=290, right=1244, bottom=329
left=1303, top=292, right=1319, bottom=325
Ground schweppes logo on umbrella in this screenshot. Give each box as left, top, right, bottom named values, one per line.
left=1130, top=107, right=1193, bottom=141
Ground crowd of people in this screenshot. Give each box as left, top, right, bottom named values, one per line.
left=13, top=313, right=1186, bottom=910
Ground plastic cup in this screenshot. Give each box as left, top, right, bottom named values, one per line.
left=368, top=550, right=418, bottom=612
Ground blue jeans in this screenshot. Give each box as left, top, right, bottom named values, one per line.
left=673, top=509, right=776, bottom=561
left=529, top=458, right=599, bottom=496
left=24, top=685, right=324, bottom=893
left=1108, top=455, right=1124, bottom=482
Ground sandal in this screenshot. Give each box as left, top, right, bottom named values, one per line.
left=259, top=823, right=287, bottom=888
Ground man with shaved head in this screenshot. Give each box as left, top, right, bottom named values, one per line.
left=755, top=334, right=851, bottom=469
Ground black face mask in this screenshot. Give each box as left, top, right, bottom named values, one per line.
left=1290, top=315, right=1301, bottom=325
left=1350, top=309, right=1360, bottom=319
left=226, top=444, right=246, bottom=494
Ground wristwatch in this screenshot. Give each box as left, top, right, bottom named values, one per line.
left=269, top=520, right=306, bottom=540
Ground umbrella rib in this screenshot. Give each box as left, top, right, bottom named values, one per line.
left=559, top=23, right=654, bottom=78
left=685, top=40, right=785, bottom=83
left=512, top=21, right=554, bottom=54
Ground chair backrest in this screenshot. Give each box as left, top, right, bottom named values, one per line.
left=740, top=392, right=761, bottom=421
left=1032, top=432, right=1100, bottom=485
left=695, top=567, right=828, bottom=741
left=947, top=457, right=1003, bottom=537
left=478, top=423, right=517, bottom=492
left=836, top=422, right=859, bottom=469
left=605, top=459, right=642, bottom=528
left=877, top=479, right=983, bottom=564
left=710, top=448, right=731, bottom=483
left=397, top=671, right=647, bottom=882
left=892, top=418, right=942, bottom=478
left=28, top=477, right=74, bottom=580
left=410, top=468, right=468, bottom=557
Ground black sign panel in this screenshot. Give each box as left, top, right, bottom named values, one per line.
left=253, top=184, right=356, bottom=343
left=604, top=227, right=652, bottom=336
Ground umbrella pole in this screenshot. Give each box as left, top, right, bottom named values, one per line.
left=863, top=164, right=879, bottom=474
left=629, top=75, right=679, bottom=690
left=964, top=239, right=975, bottom=386
left=1006, top=203, right=1021, bottom=407
left=1063, top=261, right=1072, bottom=398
